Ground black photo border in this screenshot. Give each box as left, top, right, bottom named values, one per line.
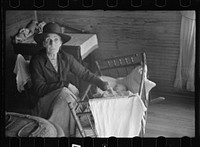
left=1, top=0, right=200, bottom=147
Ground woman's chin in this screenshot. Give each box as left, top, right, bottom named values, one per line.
left=51, top=51, right=58, bottom=54
left=48, top=50, right=59, bottom=54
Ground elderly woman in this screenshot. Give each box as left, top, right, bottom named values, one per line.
left=29, top=22, right=110, bottom=137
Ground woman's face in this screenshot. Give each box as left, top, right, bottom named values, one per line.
left=43, top=33, right=62, bottom=54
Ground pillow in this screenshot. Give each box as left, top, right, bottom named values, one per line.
left=144, top=79, right=156, bottom=95
left=117, top=65, right=156, bottom=95
left=113, top=82, right=127, bottom=92
left=100, top=76, right=118, bottom=88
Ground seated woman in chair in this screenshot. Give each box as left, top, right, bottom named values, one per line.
left=29, top=22, right=110, bottom=137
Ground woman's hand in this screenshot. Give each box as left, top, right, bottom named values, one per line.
left=106, top=84, right=115, bottom=95
left=99, top=81, right=116, bottom=96
left=103, top=82, right=117, bottom=96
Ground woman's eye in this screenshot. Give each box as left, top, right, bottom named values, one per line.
left=45, top=38, right=50, bottom=43
left=54, top=38, right=59, bottom=42
left=44, top=37, right=60, bottom=44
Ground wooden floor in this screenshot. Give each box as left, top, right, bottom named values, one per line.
left=144, top=91, right=195, bottom=137
left=6, top=89, right=195, bottom=138
left=75, top=90, right=195, bottom=138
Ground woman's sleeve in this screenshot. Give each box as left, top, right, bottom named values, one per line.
left=68, top=55, right=108, bottom=91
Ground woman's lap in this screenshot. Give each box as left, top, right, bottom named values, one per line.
left=32, top=87, right=78, bottom=137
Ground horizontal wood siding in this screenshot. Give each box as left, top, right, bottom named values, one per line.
left=37, top=11, right=183, bottom=93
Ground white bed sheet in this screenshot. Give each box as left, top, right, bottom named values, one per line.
left=89, top=94, right=146, bottom=137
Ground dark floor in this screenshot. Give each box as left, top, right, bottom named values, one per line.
left=145, top=91, right=195, bottom=137
left=5, top=91, right=33, bottom=115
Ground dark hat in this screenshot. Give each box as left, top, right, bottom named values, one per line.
left=34, top=22, right=71, bottom=44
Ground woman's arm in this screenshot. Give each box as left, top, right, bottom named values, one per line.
left=68, top=54, right=108, bottom=91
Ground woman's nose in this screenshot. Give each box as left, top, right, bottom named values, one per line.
left=49, top=39, right=53, bottom=45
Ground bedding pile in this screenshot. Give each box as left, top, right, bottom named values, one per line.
left=94, top=65, right=156, bottom=99
left=12, top=20, right=46, bottom=44
left=89, top=65, right=156, bottom=137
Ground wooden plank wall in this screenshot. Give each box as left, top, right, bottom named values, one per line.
left=37, top=10, right=184, bottom=94
left=5, top=11, right=35, bottom=106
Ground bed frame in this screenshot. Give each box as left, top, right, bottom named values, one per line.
left=72, top=52, right=149, bottom=137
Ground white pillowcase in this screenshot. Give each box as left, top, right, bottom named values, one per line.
left=95, top=65, right=156, bottom=98
left=117, top=65, right=156, bottom=95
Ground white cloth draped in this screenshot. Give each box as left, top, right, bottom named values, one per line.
left=13, top=54, right=30, bottom=92
left=174, top=11, right=196, bottom=92
left=89, top=95, right=146, bottom=137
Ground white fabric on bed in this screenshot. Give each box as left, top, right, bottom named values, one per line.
left=95, top=65, right=156, bottom=98
left=89, top=94, right=146, bottom=137
left=117, top=65, right=156, bottom=95
left=95, top=66, right=156, bottom=98
left=90, top=65, right=155, bottom=137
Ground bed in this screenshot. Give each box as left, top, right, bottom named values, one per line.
left=71, top=52, right=159, bottom=137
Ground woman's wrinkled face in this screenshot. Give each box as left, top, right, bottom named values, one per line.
left=43, top=33, right=62, bottom=54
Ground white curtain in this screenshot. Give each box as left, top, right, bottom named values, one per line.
left=174, top=11, right=196, bottom=92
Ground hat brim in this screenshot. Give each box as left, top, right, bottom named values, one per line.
left=34, top=33, right=71, bottom=45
